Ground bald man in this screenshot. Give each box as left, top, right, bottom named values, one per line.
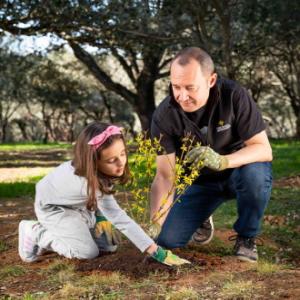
left=150, top=47, right=272, bottom=263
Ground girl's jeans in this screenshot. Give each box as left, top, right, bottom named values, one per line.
left=157, top=162, right=272, bottom=249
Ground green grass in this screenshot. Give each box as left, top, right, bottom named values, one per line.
left=0, top=142, right=71, bottom=151
left=0, top=240, right=8, bottom=252
left=0, top=176, right=44, bottom=197
left=0, top=265, right=26, bottom=280
left=271, top=139, right=300, bottom=179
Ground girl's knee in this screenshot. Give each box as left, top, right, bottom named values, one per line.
left=57, top=241, right=99, bottom=259
left=73, top=244, right=99, bottom=259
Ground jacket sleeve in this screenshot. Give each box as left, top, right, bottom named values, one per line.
left=97, top=194, right=154, bottom=252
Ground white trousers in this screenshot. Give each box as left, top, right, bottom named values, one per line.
left=34, top=204, right=116, bottom=259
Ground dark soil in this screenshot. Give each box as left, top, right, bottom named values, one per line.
left=75, top=243, right=224, bottom=279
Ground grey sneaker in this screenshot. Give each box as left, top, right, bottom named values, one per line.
left=232, top=235, right=258, bottom=263
left=190, top=216, right=214, bottom=245
left=18, top=220, right=40, bottom=263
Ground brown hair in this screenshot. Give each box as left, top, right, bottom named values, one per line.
left=72, top=122, right=130, bottom=211
left=171, top=47, right=215, bottom=75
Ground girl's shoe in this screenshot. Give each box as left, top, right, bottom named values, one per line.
left=18, top=220, right=40, bottom=262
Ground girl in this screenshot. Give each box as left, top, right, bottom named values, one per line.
left=18, top=122, right=190, bottom=267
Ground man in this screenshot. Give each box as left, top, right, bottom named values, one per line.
left=150, top=47, right=272, bottom=262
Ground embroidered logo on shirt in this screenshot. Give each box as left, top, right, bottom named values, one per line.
left=216, top=123, right=231, bottom=132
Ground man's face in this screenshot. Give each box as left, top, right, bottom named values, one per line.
left=170, top=59, right=217, bottom=112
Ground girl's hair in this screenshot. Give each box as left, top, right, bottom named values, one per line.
left=72, top=122, right=130, bottom=211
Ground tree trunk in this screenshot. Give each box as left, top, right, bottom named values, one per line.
left=136, top=79, right=156, bottom=131
left=14, top=119, right=28, bottom=140
left=69, top=41, right=161, bottom=131
left=1, top=122, right=7, bottom=142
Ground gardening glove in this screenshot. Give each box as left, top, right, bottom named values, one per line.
left=186, top=145, right=229, bottom=171
left=148, top=222, right=162, bottom=239
left=151, top=246, right=191, bottom=266
left=95, top=215, right=122, bottom=245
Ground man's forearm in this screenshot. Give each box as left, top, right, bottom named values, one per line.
left=226, top=143, right=272, bottom=168
left=150, top=175, right=174, bottom=225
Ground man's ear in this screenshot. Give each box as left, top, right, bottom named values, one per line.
left=209, top=73, right=218, bottom=88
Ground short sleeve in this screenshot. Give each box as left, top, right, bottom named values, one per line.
left=151, top=117, right=176, bottom=155
left=233, top=87, right=266, bottom=141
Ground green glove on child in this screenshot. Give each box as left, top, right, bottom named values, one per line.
left=186, top=145, right=228, bottom=171
left=151, top=246, right=190, bottom=266
left=95, top=215, right=122, bottom=245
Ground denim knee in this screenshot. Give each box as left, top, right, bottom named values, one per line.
left=157, top=235, right=186, bottom=249
left=231, top=162, right=272, bottom=206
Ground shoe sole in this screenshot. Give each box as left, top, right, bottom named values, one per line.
left=236, top=254, right=257, bottom=263
left=18, top=220, right=37, bottom=263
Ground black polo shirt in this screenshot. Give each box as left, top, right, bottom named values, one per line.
left=151, top=78, right=266, bottom=182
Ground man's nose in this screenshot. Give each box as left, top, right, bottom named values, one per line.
left=178, top=89, right=189, bottom=101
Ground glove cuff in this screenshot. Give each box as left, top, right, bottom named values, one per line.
left=96, top=215, right=107, bottom=223
left=151, top=246, right=167, bottom=262
left=219, top=156, right=229, bottom=170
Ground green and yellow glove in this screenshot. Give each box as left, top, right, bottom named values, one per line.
left=151, top=246, right=191, bottom=266
left=148, top=222, right=162, bottom=239
left=95, top=215, right=122, bottom=245
left=186, top=145, right=229, bottom=171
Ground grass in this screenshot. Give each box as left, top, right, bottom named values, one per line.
left=271, top=139, right=300, bottom=179
left=0, top=176, right=43, bottom=198
left=0, top=142, right=71, bottom=152
left=255, top=260, right=282, bottom=274
left=0, top=240, right=8, bottom=252
left=219, top=278, right=257, bottom=299
left=0, top=265, right=26, bottom=280
left=165, top=287, right=199, bottom=299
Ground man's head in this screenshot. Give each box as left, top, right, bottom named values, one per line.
left=170, top=47, right=217, bottom=112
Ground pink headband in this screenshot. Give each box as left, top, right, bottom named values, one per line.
left=88, top=125, right=123, bottom=150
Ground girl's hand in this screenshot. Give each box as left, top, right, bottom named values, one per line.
left=151, top=246, right=190, bottom=266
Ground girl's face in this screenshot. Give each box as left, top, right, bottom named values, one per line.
left=98, top=138, right=127, bottom=177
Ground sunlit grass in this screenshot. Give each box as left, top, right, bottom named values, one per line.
left=0, top=142, right=71, bottom=151
left=271, top=139, right=300, bottom=179
left=219, top=278, right=258, bottom=299
left=256, top=260, right=282, bottom=274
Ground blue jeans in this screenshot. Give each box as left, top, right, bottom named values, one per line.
left=157, top=162, right=272, bottom=249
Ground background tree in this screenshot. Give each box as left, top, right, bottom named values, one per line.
left=0, top=0, right=190, bottom=130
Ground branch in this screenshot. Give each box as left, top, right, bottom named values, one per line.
left=110, top=48, right=136, bottom=85
left=68, top=41, right=138, bottom=105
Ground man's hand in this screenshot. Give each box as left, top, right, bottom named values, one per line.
left=148, top=222, right=162, bottom=239
left=151, top=246, right=190, bottom=266
left=186, top=145, right=228, bottom=171
left=95, top=216, right=122, bottom=245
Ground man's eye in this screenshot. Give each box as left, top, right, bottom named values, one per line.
left=187, top=87, right=196, bottom=91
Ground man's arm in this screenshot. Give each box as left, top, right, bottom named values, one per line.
left=226, top=130, right=273, bottom=168
left=150, top=153, right=176, bottom=226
